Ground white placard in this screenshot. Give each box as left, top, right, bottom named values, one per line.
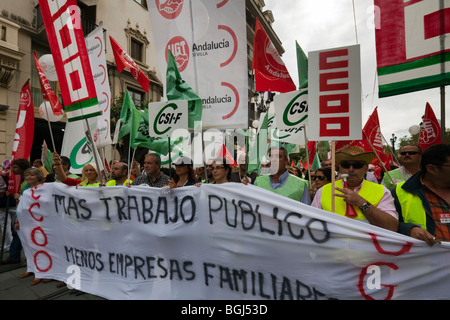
left=308, top=45, right=362, bottom=141
left=149, top=100, right=189, bottom=137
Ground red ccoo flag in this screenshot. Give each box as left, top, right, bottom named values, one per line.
left=419, top=103, right=441, bottom=151
left=110, top=36, right=150, bottom=92
left=252, top=18, right=296, bottom=93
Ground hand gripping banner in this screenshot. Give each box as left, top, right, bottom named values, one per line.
left=17, top=183, right=450, bottom=300
left=38, top=0, right=101, bottom=122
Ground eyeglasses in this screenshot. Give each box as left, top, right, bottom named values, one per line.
left=212, top=166, right=225, bottom=170
left=339, top=161, right=365, bottom=169
left=400, top=151, right=420, bottom=156
left=311, top=175, right=327, bottom=181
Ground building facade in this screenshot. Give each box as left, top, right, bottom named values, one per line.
left=0, top=0, right=284, bottom=164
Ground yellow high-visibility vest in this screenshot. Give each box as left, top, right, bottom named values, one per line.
left=395, top=182, right=427, bottom=229
left=321, top=180, right=385, bottom=219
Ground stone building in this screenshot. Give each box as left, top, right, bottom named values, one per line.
left=0, top=0, right=284, bottom=164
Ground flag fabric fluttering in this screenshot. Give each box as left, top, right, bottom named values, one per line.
left=166, top=50, right=203, bottom=130
left=362, top=107, right=388, bottom=167
left=296, top=41, right=308, bottom=90
left=110, top=36, right=150, bottom=92
left=216, top=144, right=237, bottom=167
left=118, top=90, right=178, bottom=156
left=41, top=140, right=53, bottom=173
left=252, top=18, right=296, bottom=93
left=38, top=0, right=101, bottom=122
left=248, top=112, right=269, bottom=175
left=34, top=51, right=63, bottom=116
left=419, top=103, right=441, bottom=151
left=8, top=80, right=35, bottom=194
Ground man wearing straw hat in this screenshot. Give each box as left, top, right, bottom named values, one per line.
left=311, top=146, right=398, bottom=232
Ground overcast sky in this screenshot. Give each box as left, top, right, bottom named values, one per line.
left=264, top=0, right=448, bottom=147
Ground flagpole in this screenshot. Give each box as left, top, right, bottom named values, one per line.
left=331, top=140, right=336, bottom=213
left=302, top=125, right=312, bottom=188
left=128, top=147, right=136, bottom=184
left=84, top=119, right=104, bottom=185
left=43, top=101, right=57, bottom=151
left=168, top=137, right=172, bottom=179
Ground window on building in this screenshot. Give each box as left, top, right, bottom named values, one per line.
left=130, top=38, right=144, bottom=62
left=1, top=26, right=6, bottom=41
left=134, top=0, right=148, bottom=9
left=128, top=87, right=145, bottom=108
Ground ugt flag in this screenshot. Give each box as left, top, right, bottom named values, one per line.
left=375, top=0, right=450, bottom=97
left=419, top=102, right=441, bottom=151
left=252, top=18, right=296, bottom=93
left=110, top=36, right=150, bottom=92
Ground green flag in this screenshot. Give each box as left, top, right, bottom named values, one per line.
left=296, top=41, right=308, bottom=89
left=118, top=90, right=179, bottom=155
left=41, top=140, right=53, bottom=173
left=248, top=112, right=269, bottom=175
left=166, top=50, right=202, bottom=129
left=118, top=90, right=134, bottom=140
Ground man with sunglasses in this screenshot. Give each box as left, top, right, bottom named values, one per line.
left=311, top=146, right=398, bottom=232
left=392, top=144, right=450, bottom=246
left=382, top=145, right=421, bottom=190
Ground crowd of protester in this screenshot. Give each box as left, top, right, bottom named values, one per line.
left=0, top=142, right=449, bottom=288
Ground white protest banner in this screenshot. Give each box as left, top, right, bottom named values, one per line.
left=17, top=183, right=450, bottom=300
left=308, top=45, right=362, bottom=141
left=148, top=100, right=189, bottom=138
left=148, top=0, right=248, bottom=129
left=86, top=23, right=112, bottom=148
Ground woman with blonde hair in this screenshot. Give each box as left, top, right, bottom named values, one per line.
left=52, top=152, right=100, bottom=187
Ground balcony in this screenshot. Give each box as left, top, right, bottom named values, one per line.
left=35, top=4, right=98, bottom=35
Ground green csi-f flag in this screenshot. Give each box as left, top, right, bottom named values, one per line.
left=166, top=50, right=202, bottom=129
left=118, top=90, right=176, bottom=155
left=296, top=41, right=308, bottom=89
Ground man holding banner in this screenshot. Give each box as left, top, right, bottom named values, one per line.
left=393, top=144, right=450, bottom=246
left=131, top=153, right=170, bottom=188
left=254, top=146, right=310, bottom=204
left=311, top=146, right=398, bottom=232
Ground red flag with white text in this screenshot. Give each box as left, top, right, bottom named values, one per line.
left=419, top=103, right=441, bottom=151
left=363, top=107, right=388, bottom=166
left=110, top=36, right=150, bottom=92
left=34, top=51, right=63, bottom=116
left=252, top=18, right=296, bottom=93
left=8, top=80, right=35, bottom=194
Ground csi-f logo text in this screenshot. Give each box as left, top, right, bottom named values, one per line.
left=150, top=101, right=188, bottom=137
